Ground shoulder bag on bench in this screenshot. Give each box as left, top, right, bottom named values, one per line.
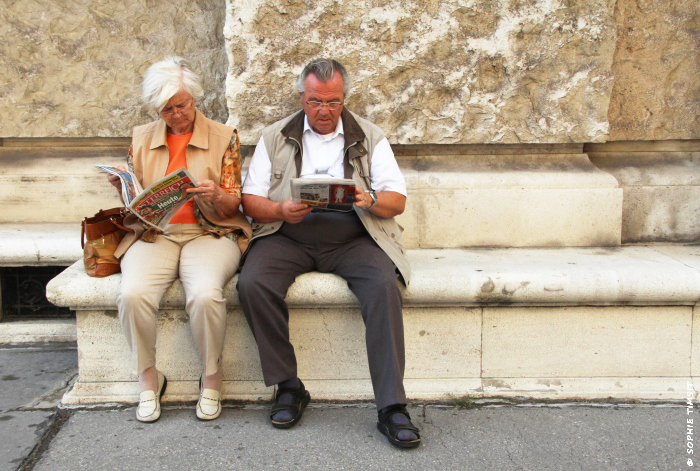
left=81, top=208, right=133, bottom=277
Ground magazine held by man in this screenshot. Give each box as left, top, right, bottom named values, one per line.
left=290, top=178, right=357, bottom=212
left=95, top=165, right=198, bottom=229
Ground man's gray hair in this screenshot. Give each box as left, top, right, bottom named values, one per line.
left=295, top=58, right=351, bottom=96
left=141, top=56, right=204, bottom=112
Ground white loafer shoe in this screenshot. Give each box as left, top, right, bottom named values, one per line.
left=136, top=371, right=167, bottom=423
left=196, top=387, right=222, bottom=421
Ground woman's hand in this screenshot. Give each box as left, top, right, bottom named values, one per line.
left=107, top=166, right=127, bottom=191
left=186, top=180, right=223, bottom=204
left=187, top=180, right=241, bottom=219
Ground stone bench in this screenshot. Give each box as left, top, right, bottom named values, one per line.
left=6, top=138, right=699, bottom=401
left=0, top=223, right=82, bottom=267
left=0, top=223, right=82, bottom=342
left=47, top=245, right=700, bottom=405
left=0, top=140, right=125, bottom=341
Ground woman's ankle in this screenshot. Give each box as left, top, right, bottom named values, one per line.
left=201, top=369, right=222, bottom=392
left=138, top=366, right=158, bottom=393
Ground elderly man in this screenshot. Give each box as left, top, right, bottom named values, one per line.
left=238, top=58, right=420, bottom=448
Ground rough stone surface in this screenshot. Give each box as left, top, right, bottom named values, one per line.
left=225, top=0, right=617, bottom=144
left=609, top=0, right=700, bottom=140
left=0, top=0, right=228, bottom=137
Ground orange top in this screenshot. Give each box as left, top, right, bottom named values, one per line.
left=166, top=133, right=197, bottom=224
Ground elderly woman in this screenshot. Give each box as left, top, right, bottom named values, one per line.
left=107, top=57, right=251, bottom=422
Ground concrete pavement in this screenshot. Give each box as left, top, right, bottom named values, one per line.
left=1, top=342, right=688, bottom=470
left=0, top=342, right=77, bottom=471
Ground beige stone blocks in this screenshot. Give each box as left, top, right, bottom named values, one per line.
left=480, top=304, right=694, bottom=399
left=67, top=305, right=482, bottom=403
left=482, top=306, right=691, bottom=378
left=393, top=152, right=623, bottom=248
left=0, top=224, right=81, bottom=266
left=403, top=308, right=481, bottom=380
left=589, top=144, right=700, bottom=243
left=402, top=187, right=621, bottom=248
left=48, top=231, right=700, bottom=405
left=692, top=302, right=700, bottom=379
left=0, top=145, right=125, bottom=223
left=283, top=306, right=480, bottom=400
left=3, top=143, right=625, bottom=248
left=63, top=302, right=696, bottom=404
left=74, top=308, right=264, bottom=384
left=481, top=378, right=692, bottom=399
left=0, top=319, right=76, bottom=343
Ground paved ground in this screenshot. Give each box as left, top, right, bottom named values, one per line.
left=1, top=342, right=689, bottom=470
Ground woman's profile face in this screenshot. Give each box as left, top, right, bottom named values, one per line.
left=160, top=90, right=195, bottom=132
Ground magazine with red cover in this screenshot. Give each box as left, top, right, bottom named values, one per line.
left=95, top=166, right=198, bottom=229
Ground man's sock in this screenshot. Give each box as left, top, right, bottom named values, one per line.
left=272, top=377, right=302, bottom=423
left=381, top=405, right=418, bottom=441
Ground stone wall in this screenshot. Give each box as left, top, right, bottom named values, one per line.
left=225, top=0, right=617, bottom=145
left=2, top=1, right=698, bottom=143
left=0, top=0, right=228, bottom=137
left=608, top=0, right=700, bottom=141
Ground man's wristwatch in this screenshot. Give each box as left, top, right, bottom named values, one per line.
left=368, top=190, right=378, bottom=209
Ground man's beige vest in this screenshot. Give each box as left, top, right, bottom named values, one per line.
left=250, top=109, right=410, bottom=285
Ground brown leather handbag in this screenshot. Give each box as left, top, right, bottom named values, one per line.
left=81, top=208, right=133, bottom=277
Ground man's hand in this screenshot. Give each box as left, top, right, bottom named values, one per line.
left=107, top=166, right=127, bottom=191
left=241, top=194, right=312, bottom=224
left=353, top=186, right=406, bottom=218
left=279, top=200, right=312, bottom=224
left=354, top=186, right=374, bottom=209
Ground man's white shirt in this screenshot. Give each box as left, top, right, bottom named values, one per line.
left=243, top=115, right=407, bottom=198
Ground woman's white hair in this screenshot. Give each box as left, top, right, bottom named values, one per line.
left=141, top=56, right=204, bottom=112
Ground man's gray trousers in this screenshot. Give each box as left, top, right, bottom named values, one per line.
left=237, top=211, right=407, bottom=410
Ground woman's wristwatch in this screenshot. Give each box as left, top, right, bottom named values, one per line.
left=368, top=190, right=378, bottom=209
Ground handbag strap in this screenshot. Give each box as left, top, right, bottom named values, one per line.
left=83, top=208, right=133, bottom=242
left=81, top=219, right=86, bottom=249
left=112, top=219, right=134, bottom=233
left=84, top=207, right=126, bottom=225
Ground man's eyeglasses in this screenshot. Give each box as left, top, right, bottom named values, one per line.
left=305, top=100, right=343, bottom=111
left=160, top=102, right=193, bottom=117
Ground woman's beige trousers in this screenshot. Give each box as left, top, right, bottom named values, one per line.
left=117, top=224, right=240, bottom=377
